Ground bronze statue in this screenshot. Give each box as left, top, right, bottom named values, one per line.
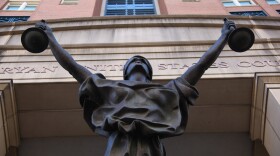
left=33, top=20, right=236, bottom=156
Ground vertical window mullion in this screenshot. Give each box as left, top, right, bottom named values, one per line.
left=250, top=0, right=256, bottom=5
left=126, top=0, right=128, bottom=15
left=18, top=2, right=27, bottom=10
left=233, top=0, right=241, bottom=6
left=133, top=0, right=135, bottom=15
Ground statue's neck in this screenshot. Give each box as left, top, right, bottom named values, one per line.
left=127, top=72, right=149, bottom=82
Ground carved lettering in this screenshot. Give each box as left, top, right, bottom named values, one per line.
left=238, top=61, right=251, bottom=68
left=114, top=65, right=121, bottom=71
left=166, top=64, right=174, bottom=70
left=14, top=67, right=29, bottom=73
left=0, top=68, right=13, bottom=74
left=41, top=66, right=58, bottom=73
left=158, top=64, right=167, bottom=70
left=265, top=60, right=280, bottom=67
left=210, top=63, right=218, bottom=68
left=179, top=64, right=189, bottom=69
left=158, top=62, right=228, bottom=70
left=99, top=65, right=106, bottom=71
left=219, top=62, right=229, bottom=68
left=119, top=65, right=124, bottom=71
left=1, top=60, right=280, bottom=76
left=25, top=68, right=41, bottom=73
left=85, top=65, right=98, bottom=71
left=252, top=61, right=266, bottom=67
left=85, top=65, right=123, bottom=72
left=172, top=64, right=180, bottom=69
left=105, top=65, right=112, bottom=71
left=0, top=66, right=59, bottom=74
left=237, top=60, right=280, bottom=68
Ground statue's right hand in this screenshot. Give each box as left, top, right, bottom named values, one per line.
left=35, top=20, right=53, bottom=37
left=222, top=18, right=236, bottom=37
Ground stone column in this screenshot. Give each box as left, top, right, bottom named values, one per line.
left=0, top=80, right=20, bottom=156
left=264, top=88, right=280, bottom=156
left=251, top=73, right=280, bottom=156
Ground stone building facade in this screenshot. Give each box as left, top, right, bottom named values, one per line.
left=1, top=0, right=280, bottom=21
left=0, top=1, right=280, bottom=156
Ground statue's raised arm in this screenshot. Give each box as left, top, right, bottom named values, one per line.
left=35, top=21, right=92, bottom=84
left=182, top=19, right=236, bottom=86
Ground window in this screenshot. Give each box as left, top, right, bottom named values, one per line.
left=105, top=0, right=156, bottom=16
left=3, top=1, right=39, bottom=11
left=0, top=16, right=29, bottom=22
left=6, top=5, right=21, bottom=10
left=230, top=11, right=267, bottom=16
left=266, top=0, right=279, bottom=5
left=223, top=2, right=236, bottom=6
left=24, top=5, right=37, bottom=10
left=61, top=0, right=79, bottom=5
left=222, top=0, right=254, bottom=7
left=239, top=1, right=251, bottom=6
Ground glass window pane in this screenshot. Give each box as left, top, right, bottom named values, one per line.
left=106, top=0, right=156, bottom=16
left=23, top=6, right=37, bottom=11
left=0, top=16, right=29, bottom=22
left=266, top=0, right=279, bottom=5
left=230, top=11, right=267, bottom=16
left=223, top=2, right=236, bottom=7
left=239, top=1, right=252, bottom=6
left=6, top=6, right=20, bottom=10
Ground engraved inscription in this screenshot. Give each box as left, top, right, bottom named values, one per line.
left=237, top=60, right=280, bottom=68
left=85, top=65, right=124, bottom=72
left=158, top=62, right=229, bottom=70
left=0, top=66, right=58, bottom=74
left=0, top=60, right=280, bottom=75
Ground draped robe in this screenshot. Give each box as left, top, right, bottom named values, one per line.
left=79, top=74, right=199, bottom=156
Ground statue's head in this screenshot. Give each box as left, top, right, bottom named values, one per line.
left=123, top=55, right=153, bottom=82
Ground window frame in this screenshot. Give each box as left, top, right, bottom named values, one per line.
left=266, top=0, right=280, bottom=5
left=222, top=1, right=236, bottom=7
left=60, top=0, right=79, bottom=5
left=5, top=5, right=21, bottom=10
left=3, top=1, right=39, bottom=11
left=239, top=0, right=252, bottom=6
left=23, top=5, right=37, bottom=10
left=222, top=0, right=256, bottom=7
left=101, top=0, right=161, bottom=16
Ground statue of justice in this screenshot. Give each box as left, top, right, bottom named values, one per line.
left=21, top=18, right=254, bottom=156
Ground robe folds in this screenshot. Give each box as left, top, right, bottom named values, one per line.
left=79, top=74, right=198, bottom=156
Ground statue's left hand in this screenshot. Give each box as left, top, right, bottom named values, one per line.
left=35, top=20, right=53, bottom=38
left=221, top=19, right=236, bottom=37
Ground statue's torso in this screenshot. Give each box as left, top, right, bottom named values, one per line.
left=79, top=75, right=199, bottom=156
